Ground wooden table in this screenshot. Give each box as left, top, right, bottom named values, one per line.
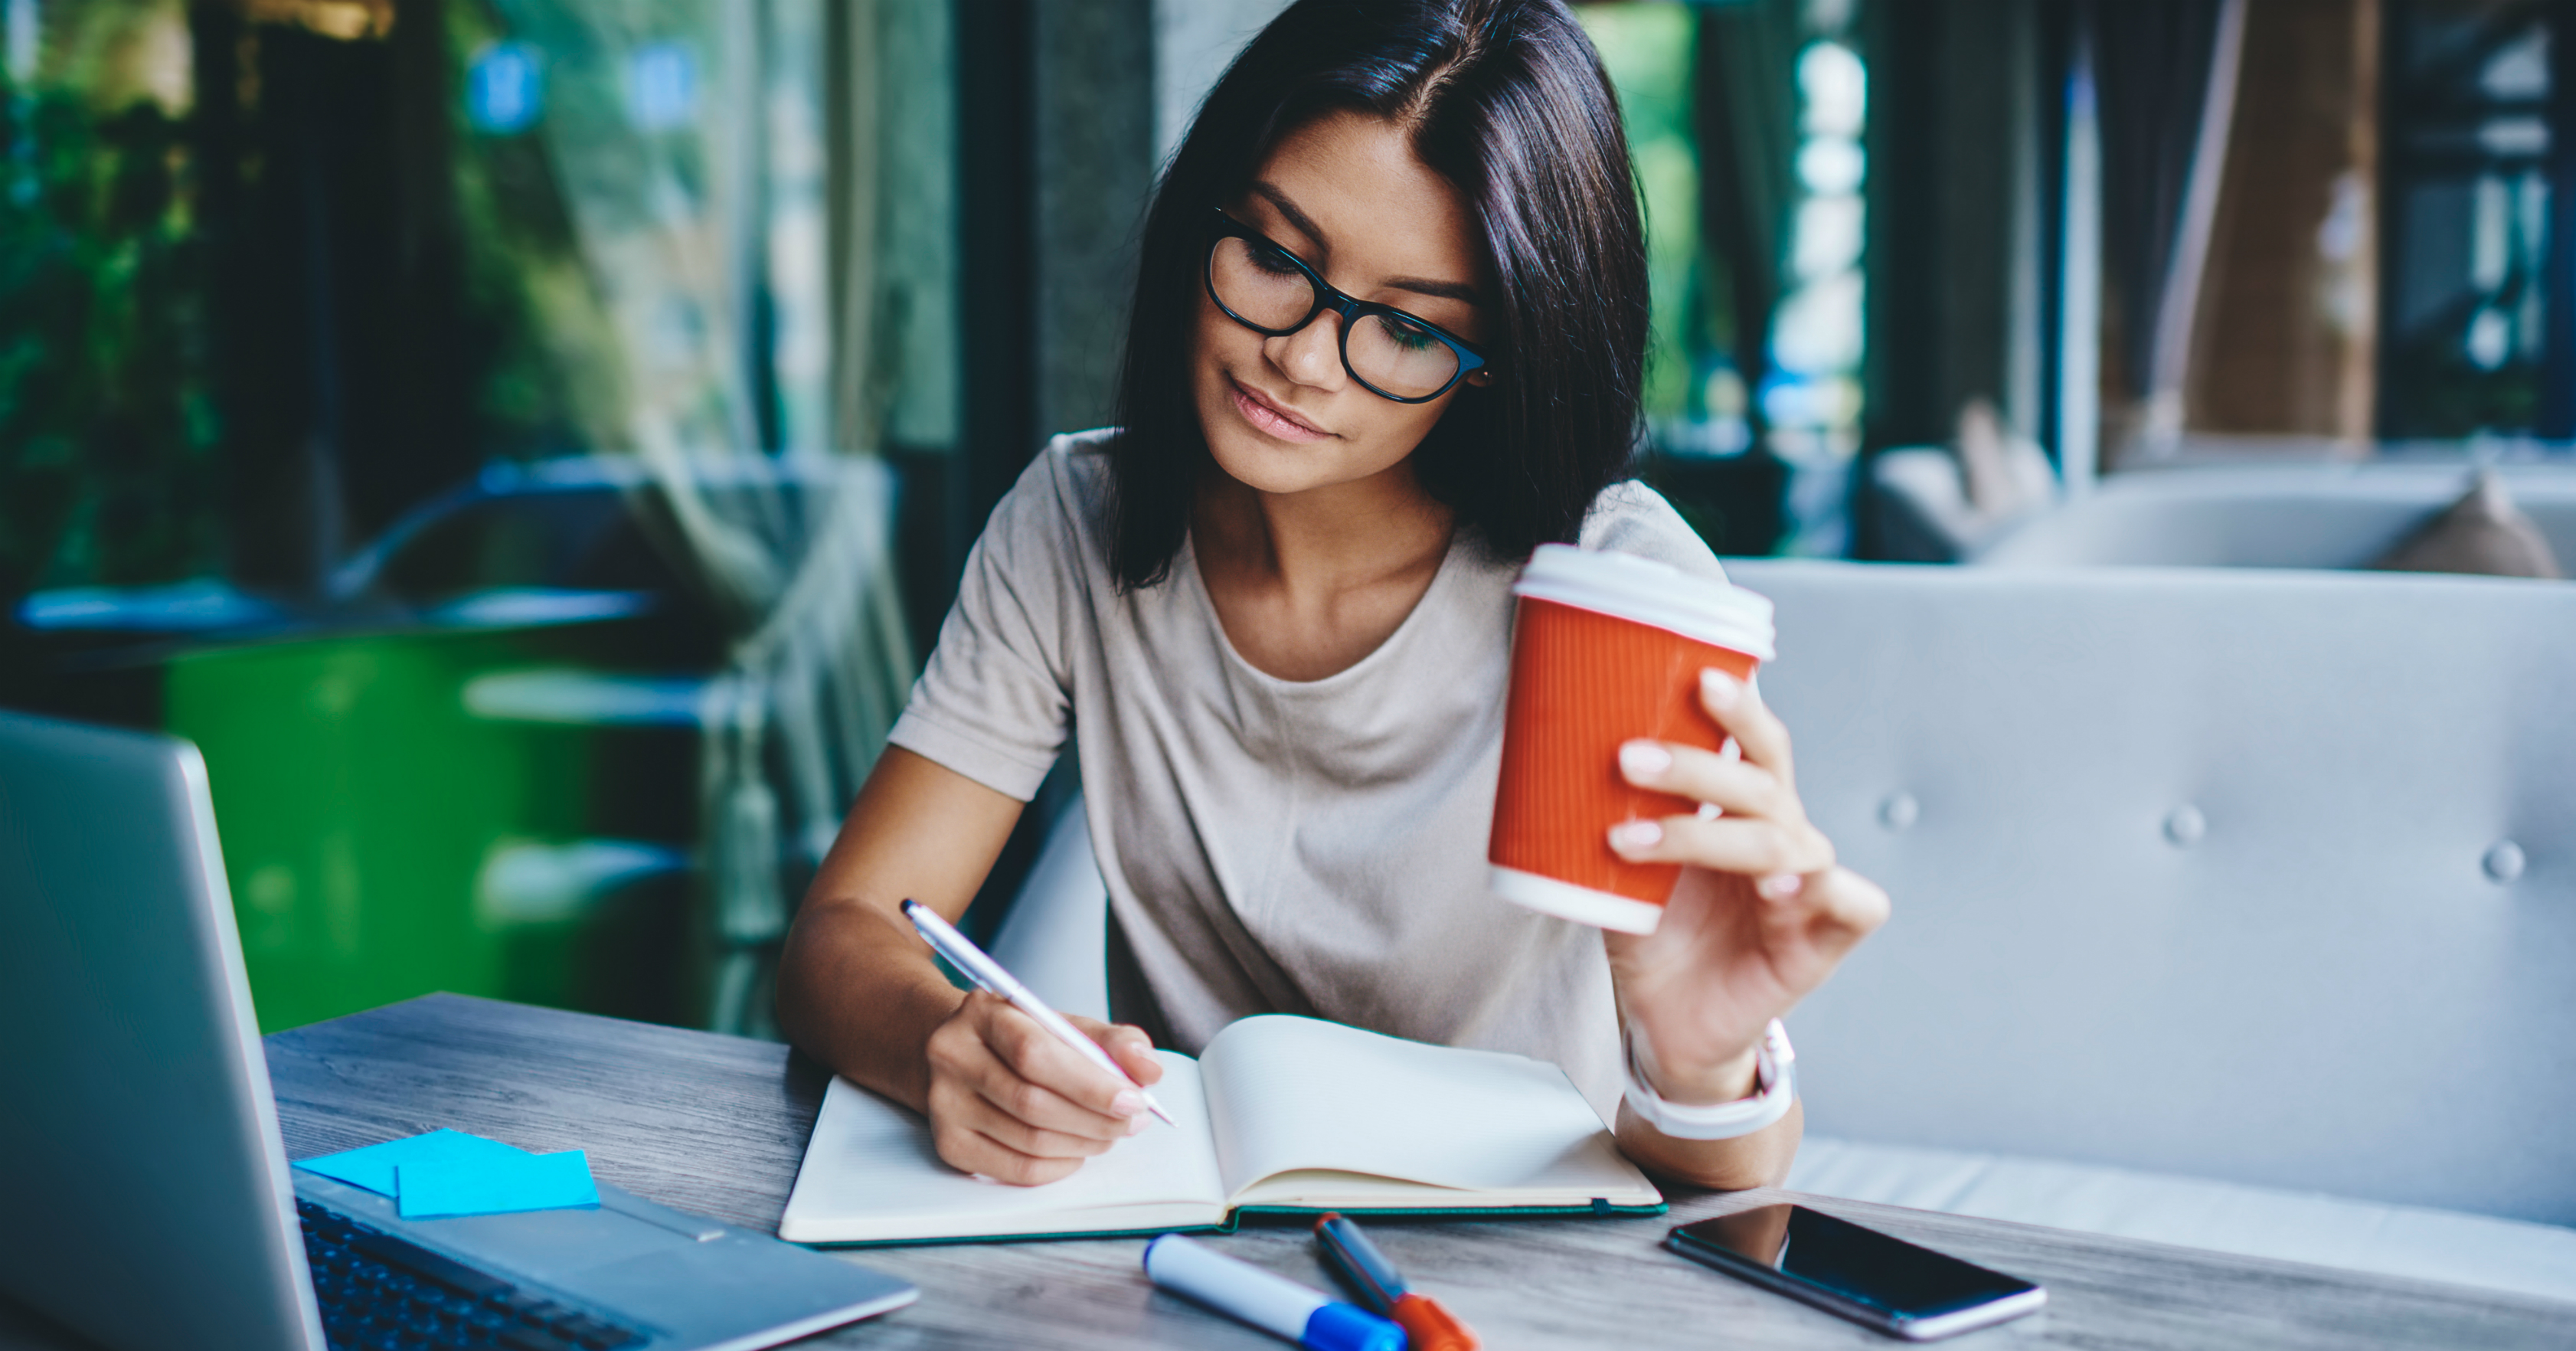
left=6, top=994, right=2570, bottom=1349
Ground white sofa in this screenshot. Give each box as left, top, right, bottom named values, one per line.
left=1976, top=461, right=2576, bottom=569
left=1729, top=559, right=2576, bottom=1303
left=977, top=559, right=2576, bottom=1303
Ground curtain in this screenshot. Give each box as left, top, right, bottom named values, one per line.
left=495, top=0, right=918, bottom=1036
left=2094, top=0, right=2247, bottom=447
left=1695, top=0, right=1803, bottom=425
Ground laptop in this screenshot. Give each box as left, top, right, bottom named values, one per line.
left=0, top=710, right=917, bottom=1351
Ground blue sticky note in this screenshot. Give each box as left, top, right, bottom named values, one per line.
left=295, top=1130, right=532, bottom=1199
left=397, top=1149, right=600, bottom=1220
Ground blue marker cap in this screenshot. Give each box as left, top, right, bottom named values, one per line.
left=1303, top=1300, right=1407, bottom=1351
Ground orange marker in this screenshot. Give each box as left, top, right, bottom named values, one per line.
left=1312, top=1213, right=1483, bottom=1351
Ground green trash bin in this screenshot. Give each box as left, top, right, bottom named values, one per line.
left=165, top=624, right=688, bottom=1031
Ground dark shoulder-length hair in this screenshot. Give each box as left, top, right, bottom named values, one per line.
left=1107, top=0, right=1649, bottom=589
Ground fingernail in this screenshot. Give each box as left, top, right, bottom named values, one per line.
left=1619, top=740, right=1673, bottom=778
left=1757, top=871, right=1804, bottom=900
left=1111, top=1090, right=1144, bottom=1118
left=1610, top=819, right=1663, bottom=851
left=1127, top=1114, right=1149, bottom=1136
left=1702, top=669, right=1743, bottom=710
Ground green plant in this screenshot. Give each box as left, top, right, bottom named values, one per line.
left=0, top=67, right=220, bottom=604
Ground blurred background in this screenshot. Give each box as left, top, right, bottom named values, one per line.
left=4, top=0, right=2567, bottom=1036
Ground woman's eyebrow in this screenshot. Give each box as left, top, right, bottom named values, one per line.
left=1249, top=182, right=1484, bottom=308
left=1249, top=182, right=1329, bottom=250
left=1384, top=275, right=1482, bottom=306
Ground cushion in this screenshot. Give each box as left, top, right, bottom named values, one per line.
left=1868, top=404, right=2059, bottom=563
left=1952, top=397, right=2057, bottom=520
left=2370, top=470, right=2566, bottom=578
left=1790, top=1136, right=2576, bottom=1305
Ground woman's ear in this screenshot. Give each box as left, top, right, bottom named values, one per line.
left=1468, top=368, right=1497, bottom=388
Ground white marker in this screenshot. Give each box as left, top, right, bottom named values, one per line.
left=901, top=899, right=1175, bottom=1127
left=1143, top=1235, right=1404, bottom=1351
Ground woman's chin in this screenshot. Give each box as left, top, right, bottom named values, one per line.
left=1203, top=430, right=1358, bottom=497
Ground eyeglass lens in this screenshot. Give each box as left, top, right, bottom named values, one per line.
left=1209, top=235, right=1462, bottom=400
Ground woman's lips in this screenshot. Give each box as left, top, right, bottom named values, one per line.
left=1229, top=378, right=1334, bottom=443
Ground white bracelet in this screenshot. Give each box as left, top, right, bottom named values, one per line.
left=1621, top=1019, right=1796, bottom=1140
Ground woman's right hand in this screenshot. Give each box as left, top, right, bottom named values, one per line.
left=922, top=990, right=1166, bottom=1185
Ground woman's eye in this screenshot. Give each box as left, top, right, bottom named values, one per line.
left=1250, top=245, right=1303, bottom=276
left=1381, top=316, right=1443, bottom=351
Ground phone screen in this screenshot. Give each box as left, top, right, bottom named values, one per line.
left=1669, top=1205, right=2039, bottom=1324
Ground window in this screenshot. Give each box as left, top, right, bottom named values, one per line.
left=0, top=0, right=955, bottom=605
left=1582, top=0, right=1868, bottom=558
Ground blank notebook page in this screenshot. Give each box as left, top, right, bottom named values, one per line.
left=1201, top=1016, right=1643, bottom=1198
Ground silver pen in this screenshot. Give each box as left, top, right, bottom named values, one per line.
left=900, top=899, right=1177, bottom=1127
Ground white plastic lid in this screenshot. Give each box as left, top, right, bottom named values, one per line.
left=1511, top=543, right=1775, bottom=661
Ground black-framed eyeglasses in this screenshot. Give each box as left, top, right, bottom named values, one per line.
left=1203, top=209, right=1490, bottom=404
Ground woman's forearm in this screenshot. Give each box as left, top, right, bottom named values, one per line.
left=772, top=746, right=1027, bottom=1111
left=775, top=898, right=969, bottom=1111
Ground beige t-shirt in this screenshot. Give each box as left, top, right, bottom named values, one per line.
left=886, top=430, right=1730, bottom=1114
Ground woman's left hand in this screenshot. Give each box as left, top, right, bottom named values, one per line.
left=1602, top=667, right=1890, bottom=1109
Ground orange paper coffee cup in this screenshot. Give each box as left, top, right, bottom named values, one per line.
left=1488, top=545, right=1776, bottom=934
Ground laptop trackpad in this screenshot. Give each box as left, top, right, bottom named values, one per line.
left=404, top=1202, right=695, bottom=1280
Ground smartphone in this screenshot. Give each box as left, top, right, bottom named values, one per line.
left=1666, top=1204, right=2046, bottom=1341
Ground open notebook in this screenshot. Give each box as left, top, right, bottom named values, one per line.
left=780, top=1014, right=1665, bottom=1245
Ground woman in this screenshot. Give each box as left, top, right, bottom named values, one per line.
left=776, top=0, right=1887, bottom=1190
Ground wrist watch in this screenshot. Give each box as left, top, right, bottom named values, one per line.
left=1621, top=1019, right=1796, bottom=1140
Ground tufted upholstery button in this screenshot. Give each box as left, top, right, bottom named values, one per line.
left=2483, top=840, right=2526, bottom=884
left=1878, top=791, right=1919, bottom=831
left=2163, top=805, right=2205, bottom=847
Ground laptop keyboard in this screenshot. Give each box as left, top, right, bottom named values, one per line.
left=298, top=1199, right=647, bottom=1351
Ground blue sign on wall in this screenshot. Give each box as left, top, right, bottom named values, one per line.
left=467, top=42, right=544, bottom=136
left=629, top=41, right=698, bottom=132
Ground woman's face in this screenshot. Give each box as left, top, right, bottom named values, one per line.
left=1193, top=110, right=1491, bottom=499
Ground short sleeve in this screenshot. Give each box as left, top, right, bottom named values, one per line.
left=884, top=444, right=1093, bottom=801
left=1578, top=480, right=1730, bottom=583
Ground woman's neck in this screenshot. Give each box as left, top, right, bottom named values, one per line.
left=1190, top=459, right=1456, bottom=682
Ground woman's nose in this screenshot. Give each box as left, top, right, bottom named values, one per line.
left=1268, top=312, right=1347, bottom=391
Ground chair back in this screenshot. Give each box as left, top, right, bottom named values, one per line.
left=1976, top=463, right=2576, bottom=569
left=1728, top=559, right=2576, bottom=1224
